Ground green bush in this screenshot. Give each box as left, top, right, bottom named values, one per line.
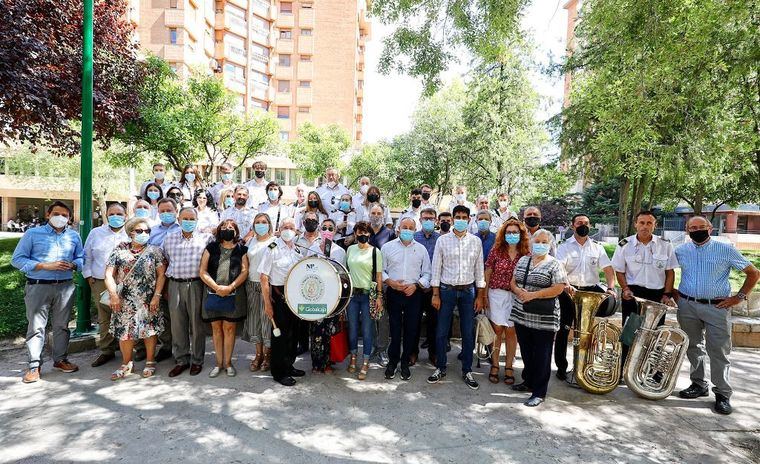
left=0, top=238, right=27, bottom=338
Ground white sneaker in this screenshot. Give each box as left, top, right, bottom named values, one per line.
left=208, top=366, right=221, bottom=378
left=226, top=366, right=237, bottom=377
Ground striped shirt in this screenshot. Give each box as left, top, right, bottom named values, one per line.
left=510, top=255, right=566, bottom=332
left=430, top=232, right=486, bottom=288
left=162, top=230, right=214, bottom=279
left=675, top=239, right=751, bottom=299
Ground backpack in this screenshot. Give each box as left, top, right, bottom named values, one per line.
left=475, top=313, right=496, bottom=363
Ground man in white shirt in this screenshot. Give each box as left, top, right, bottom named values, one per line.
left=428, top=204, right=486, bottom=390
left=494, top=192, right=516, bottom=222
left=209, top=162, right=236, bottom=206
left=244, top=160, right=269, bottom=207
left=382, top=217, right=431, bottom=381
left=420, top=184, right=438, bottom=213
left=316, top=166, right=351, bottom=213
left=83, top=203, right=129, bottom=367
left=329, top=192, right=357, bottom=241
left=554, top=213, right=617, bottom=380
left=397, top=188, right=424, bottom=232
left=352, top=176, right=371, bottom=211
left=447, top=185, right=476, bottom=214
left=219, top=185, right=257, bottom=242
left=468, top=196, right=502, bottom=234
left=140, top=162, right=173, bottom=198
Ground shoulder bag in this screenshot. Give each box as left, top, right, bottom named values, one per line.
left=99, top=248, right=149, bottom=306
left=520, top=257, right=557, bottom=316
left=368, top=246, right=384, bottom=320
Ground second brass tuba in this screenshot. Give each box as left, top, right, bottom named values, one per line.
left=572, top=290, right=622, bottom=394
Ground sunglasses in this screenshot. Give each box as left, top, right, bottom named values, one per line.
left=321, top=226, right=335, bottom=232
left=133, top=228, right=151, bottom=234
left=168, top=194, right=182, bottom=198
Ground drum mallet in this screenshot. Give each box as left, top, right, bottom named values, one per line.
left=270, top=317, right=281, bottom=338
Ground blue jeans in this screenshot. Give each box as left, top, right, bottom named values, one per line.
left=347, top=293, right=373, bottom=357
left=436, top=284, right=475, bottom=374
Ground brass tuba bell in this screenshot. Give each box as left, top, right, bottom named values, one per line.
left=572, top=290, right=622, bottom=394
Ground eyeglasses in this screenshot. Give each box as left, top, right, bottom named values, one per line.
left=133, top=228, right=151, bottom=234
left=321, top=226, right=335, bottom=232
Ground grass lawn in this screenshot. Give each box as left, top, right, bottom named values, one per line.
left=0, top=238, right=26, bottom=338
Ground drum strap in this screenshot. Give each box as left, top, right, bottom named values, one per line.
left=324, top=239, right=332, bottom=257
left=275, top=207, right=281, bottom=230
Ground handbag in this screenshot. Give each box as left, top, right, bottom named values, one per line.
left=330, top=322, right=350, bottom=363
left=520, top=257, right=557, bottom=316
left=99, top=249, right=148, bottom=305
left=205, top=291, right=237, bottom=313
left=368, top=247, right=384, bottom=320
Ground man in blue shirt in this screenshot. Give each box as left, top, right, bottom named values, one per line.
left=675, top=216, right=759, bottom=415
left=11, top=201, right=84, bottom=383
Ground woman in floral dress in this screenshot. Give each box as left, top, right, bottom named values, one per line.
left=105, top=217, right=167, bottom=380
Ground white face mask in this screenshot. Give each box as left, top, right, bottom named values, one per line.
left=327, top=181, right=336, bottom=189
left=154, top=171, right=165, bottom=180
left=280, top=229, right=296, bottom=242
left=360, top=184, right=369, bottom=195
left=48, top=215, right=69, bottom=229
left=456, top=193, right=466, bottom=202
left=498, top=200, right=509, bottom=208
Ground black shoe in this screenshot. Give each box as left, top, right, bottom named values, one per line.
left=420, top=340, right=430, bottom=349
left=384, top=364, right=397, bottom=380
left=277, top=376, right=296, bottom=387
left=463, top=372, right=479, bottom=390
left=715, top=394, right=732, bottom=415
left=427, top=369, right=446, bottom=384
left=133, top=350, right=147, bottom=362
left=155, top=350, right=172, bottom=363
left=400, top=365, right=411, bottom=381
left=679, top=383, right=709, bottom=399
left=555, top=370, right=567, bottom=381
left=91, top=353, right=115, bottom=367
left=289, top=368, right=306, bottom=377
left=511, top=382, right=531, bottom=392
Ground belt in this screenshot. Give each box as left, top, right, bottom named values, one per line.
left=678, top=291, right=725, bottom=306
left=169, top=277, right=201, bottom=283
left=441, top=283, right=474, bottom=291
left=353, top=287, right=369, bottom=294
left=26, top=278, right=73, bottom=285
left=272, top=285, right=285, bottom=298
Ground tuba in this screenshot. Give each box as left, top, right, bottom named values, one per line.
left=573, top=291, right=622, bottom=394
left=623, top=298, right=689, bottom=400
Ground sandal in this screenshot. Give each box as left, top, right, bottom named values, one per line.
left=250, top=356, right=263, bottom=372
left=504, top=367, right=515, bottom=385
left=357, top=360, right=370, bottom=381
left=347, top=354, right=357, bottom=373
left=142, top=361, right=157, bottom=378
left=488, top=366, right=500, bottom=384
left=261, top=351, right=271, bottom=372
left=111, top=361, right=133, bottom=381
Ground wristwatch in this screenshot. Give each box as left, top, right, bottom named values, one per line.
left=736, top=291, right=747, bottom=301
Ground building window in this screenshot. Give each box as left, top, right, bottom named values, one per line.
left=170, top=0, right=178, bottom=8
left=298, top=107, right=310, bottom=113
left=279, top=54, right=291, bottom=66
left=169, top=28, right=178, bottom=44
left=301, top=4, right=313, bottom=9
left=277, top=107, right=290, bottom=119
left=300, top=55, right=312, bottom=62
left=280, top=2, right=293, bottom=14
left=277, top=80, right=291, bottom=93
left=251, top=70, right=270, bottom=85
left=251, top=99, right=269, bottom=111
left=279, top=131, right=290, bottom=141
left=299, top=80, right=311, bottom=88
left=275, top=168, right=287, bottom=185
left=224, top=63, right=246, bottom=83
left=279, top=30, right=292, bottom=39
left=300, top=29, right=312, bottom=36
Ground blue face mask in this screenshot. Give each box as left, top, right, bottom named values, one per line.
left=107, top=215, right=125, bottom=228
left=254, top=223, right=270, bottom=236
left=180, top=219, right=197, bottom=233
left=477, top=220, right=490, bottom=232
left=532, top=243, right=551, bottom=256
left=399, top=229, right=414, bottom=242
left=453, top=219, right=468, bottom=232
left=147, top=191, right=160, bottom=201
left=185, top=173, right=196, bottom=183
left=505, top=233, right=520, bottom=245
left=421, top=219, right=435, bottom=233
left=268, top=190, right=279, bottom=201
left=221, top=173, right=232, bottom=182
left=134, top=208, right=151, bottom=219
left=224, top=197, right=234, bottom=208
left=339, top=200, right=351, bottom=212
left=133, top=232, right=150, bottom=245
left=159, top=212, right=176, bottom=224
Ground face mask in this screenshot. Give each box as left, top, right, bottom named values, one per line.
left=308, top=200, right=319, bottom=208
left=360, top=184, right=369, bottom=195
left=107, top=215, right=125, bottom=228
left=304, top=219, right=319, bottom=233
left=147, top=191, right=160, bottom=201
left=477, top=220, right=490, bottom=232
left=411, top=199, right=422, bottom=208
left=48, top=215, right=69, bottom=229
left=181, top=219, right=197, bottom=233
left=134, top=208, right=151, bottom=219
left=280, top=229, right=296, bottom=242
left=321, top=230, right=334, bottom=241
left=219, top=229, right=236, bottom=242
left=356, top=234, right=369, bottom=244
left=254, top=223, right=270, bottom=236
left=575, top=224, right=590, bottom=237
left=133, top=232, right=150, bottom=245
left=222, top=173, right=232, bottom=182
left=399, top=229, right=414, bottom=242
left=422, top=219, right=435, bottom=233
left=268, top=190, right=279, bottom=201
left=223, top=197, right=234, bottom=208
left=339, top=201, right=351, bottom=212
left=498, top=200, right=509, bottom=208
left=532, top=243, right=550, bottom=256
left=689, top=229, right=710, bottom=244
left=440, top=222, right=451, bottom=232
left=235, top=198, right=247, bottom=207
left=505, top=233, right=520, bottom=245
left=456, top=194, right=466, bottom=202
left=184, top=173, right=195, bottom=183
left=154, top=171, right=165, bottom=180
left=453, top=219, right=468, bottom=232
left=327, top=181, right=336, bottom=189
left=370, top=216, right=384, bottom=227
left=422, top=192, right=431, bottom=201
left=254, top=170, right=265, bottom=179
left=524, top=217, right=540, bottom=228
left=367, top=194, right=379, bottom=203
left=159, top=212, right=176, bottom=224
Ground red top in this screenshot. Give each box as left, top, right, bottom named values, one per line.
left=485, top=247, right=526, bottom=291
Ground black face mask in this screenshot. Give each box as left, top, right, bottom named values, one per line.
left=575, top=225, right=590, bottom=237
left=356, top=234, right=369, bottom=244
left=689, top=229, right=710, bottom=244
left=367, top=194, right=379, bottom=203
left=421, top=192, right=431, bottom=201
left=411, top=199, right=422, bottom=208
left=524, top=217, right=540, bottom=228
left=440, top=222, right=451, bottom=232
left=254, top=170, right=265, bottom=179
left=235, top=198, right=247, bottom=207
left=304, top=219, right=318, bottom=233
left=308, top=200, right=319, bottom=208
left=219, top=229, right=235, bottom=242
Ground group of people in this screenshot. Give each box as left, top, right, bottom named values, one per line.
left=11, top=162, right=758, bottom=413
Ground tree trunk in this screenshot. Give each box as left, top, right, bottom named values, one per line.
left=646, top=178, right=657, bottom=210
left=692, top=185, right=705, bottom=218
left=628, top=176, right=647, bottom=235
left=617, top=176, right=631, bottom=239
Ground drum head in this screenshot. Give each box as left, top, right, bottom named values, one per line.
left=284, top=256, right=346, bottom=321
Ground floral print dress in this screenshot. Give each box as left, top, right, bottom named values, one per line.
left=107, top=243, right=166, bottom=341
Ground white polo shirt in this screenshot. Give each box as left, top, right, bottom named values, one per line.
left=556, top=236, right=612, bottom=287
left=611, top=234, right=678, bottom=290
left=257, top=237, right=303, bottom=286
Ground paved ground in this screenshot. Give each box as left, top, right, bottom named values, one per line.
left=1, top=340, right=758, bottom=464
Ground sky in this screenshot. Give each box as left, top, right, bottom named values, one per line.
left=362, top=1, right=569, bottom=144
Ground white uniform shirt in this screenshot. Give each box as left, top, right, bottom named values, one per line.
left=246, top=236, right=276, bottom=282
left=556, top=236, right=612, bottom=287
left=82, top=224, right=129, bottom=279
left=447, top=200, right=477, bottom=214
left=397, top=207, right=423, bottom=232
left=611, top=234, right=678, bottom=290
left=329, top=210, right=357, bottom=239
left=209, top=180, right=235, bottom=205
left=196, top=208, right=219, bottom=233
left=219, top=206, right=257, bottom=239
left=257, top=237, right=303, bottom=286
left=431, top=232, right=486, bottom=288
left=315, top=183, right=351, bottom=213
left=244, top=178, right=268, bottom=208
left=355, top=202, right=393, bottom=226
left=258, top=202, right=294, bottom=231
left=295, top=211, right=329, bottom=232
left=381, top=238, right=431, bottom=288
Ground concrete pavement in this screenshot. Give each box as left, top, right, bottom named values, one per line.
left=1, top=340, right=758, bottom=463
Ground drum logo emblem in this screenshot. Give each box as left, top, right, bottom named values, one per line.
left=300, top=275, right=325, bottom=301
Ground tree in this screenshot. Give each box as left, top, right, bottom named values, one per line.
left=371, top=0, right=529, bottom=94
left=0, top=0, right=144, bottom=154
left=289, top=122, right=351, bottom=182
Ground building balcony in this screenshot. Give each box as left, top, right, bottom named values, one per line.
left=250, top=55, right=269, bottom=73
left=162, top=44, right=185, bottom=62
left=224, top=75, right=247, bottom=95
left=296, top=111, right=313, bottom=127
left=277, top=118, right=292, bottom=132
left=251, top=85, right=270, bottom=101
left=252, top=0, right=272, bottom=19
left=251, top=28, right=270, bottom=46
left=276, top=38, right=294, bottom=54
left=226, top=46, right=248, bottom=66
left=297, top=61, right=313, bottom=80
left=275, top=91, right=292, bottom=106
left=217, top=12, right=248, bottom=38
left=276, top=13, right=294, bottom=29
left=274, top=64, right=293, bottom=80
left=297, top=35, right=314, bottom=55
left=296, top=87, right=312, bottom=107
left=299, top=7, right=315, bottom=28
left=228, top=0, right=247, bottom=10
left=165, top=8, right=185, bottom=28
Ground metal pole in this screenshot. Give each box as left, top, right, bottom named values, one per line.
left=75, top=0, right=94, bottom=333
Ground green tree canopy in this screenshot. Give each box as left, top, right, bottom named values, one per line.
left=289, top=122, right=352, bottom=182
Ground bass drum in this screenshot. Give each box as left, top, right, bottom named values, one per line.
left=284, top=256, right=353, bottom=321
